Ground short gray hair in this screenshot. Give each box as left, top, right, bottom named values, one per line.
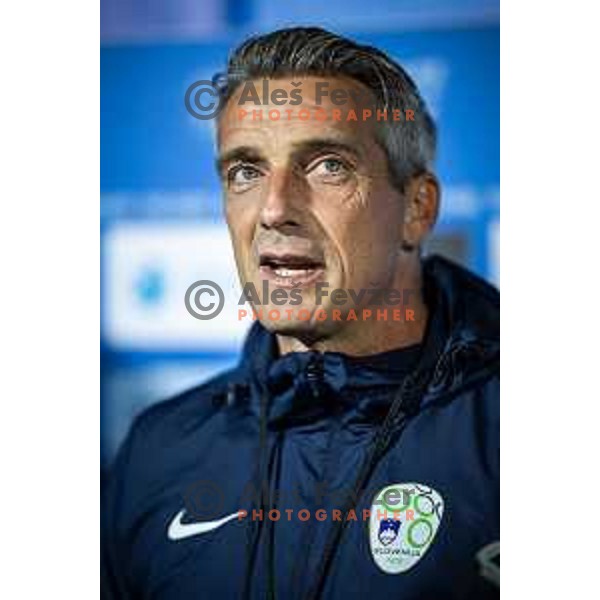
left=216, top=27, right=437, bottom=191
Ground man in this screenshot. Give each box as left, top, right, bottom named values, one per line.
left=102, top=27, right=499, bottom=599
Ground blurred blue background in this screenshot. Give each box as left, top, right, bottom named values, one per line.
left=101, top=0, right=499, bottom=465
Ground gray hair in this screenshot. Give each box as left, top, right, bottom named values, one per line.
left=215, top=27, right=437, bottom=191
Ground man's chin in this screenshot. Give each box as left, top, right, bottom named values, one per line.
left=256, top=308, right=332, bottom=342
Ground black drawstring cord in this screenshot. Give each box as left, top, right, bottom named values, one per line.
left=265, top=431, right=284, bottom=600
left=242, top=391, right=271, bottom=600
left=304, top=369, right=430, bottom=600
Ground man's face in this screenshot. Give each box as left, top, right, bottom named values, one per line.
left=217, top=76, right=409, bottom=341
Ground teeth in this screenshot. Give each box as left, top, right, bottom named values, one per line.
left=274, top=268, right=309, bottom=277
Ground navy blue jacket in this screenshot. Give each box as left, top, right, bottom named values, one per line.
left=102, top=256, right=499, bottom=599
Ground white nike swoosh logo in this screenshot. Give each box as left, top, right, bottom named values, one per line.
left=167, top=509, right=244, bottom=541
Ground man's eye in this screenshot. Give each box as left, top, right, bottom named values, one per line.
left=308, top=157, right=352, bottom=182
left=227, top=165, right=262, bottom=187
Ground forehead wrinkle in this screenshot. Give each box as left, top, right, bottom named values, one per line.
left=220, top=122, right=370, bottom=166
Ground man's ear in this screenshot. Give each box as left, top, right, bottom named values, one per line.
left=401, top=173, right=440, bottom=251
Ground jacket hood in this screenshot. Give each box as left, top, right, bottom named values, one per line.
left=420, top=254, right=499, bottom=401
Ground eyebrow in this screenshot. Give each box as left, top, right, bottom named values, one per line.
left=215, top=146, right=267, bottom=173
left=216, top=138, right=362, bottom=173
left=289, top=138, right=362, bottom=164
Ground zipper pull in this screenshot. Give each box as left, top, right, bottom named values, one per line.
left=305, top=354, right=325, bottom=399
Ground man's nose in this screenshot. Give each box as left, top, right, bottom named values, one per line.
left=260, top=168, right=303, bottom=229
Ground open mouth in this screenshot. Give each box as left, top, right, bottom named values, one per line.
left=258, top=252, right=325, bottom=287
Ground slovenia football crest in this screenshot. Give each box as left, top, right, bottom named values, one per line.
left=369, top=482, right=444, bottom=574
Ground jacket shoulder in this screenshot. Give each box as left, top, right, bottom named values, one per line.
left=127, top=366, right=242, bottom=446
